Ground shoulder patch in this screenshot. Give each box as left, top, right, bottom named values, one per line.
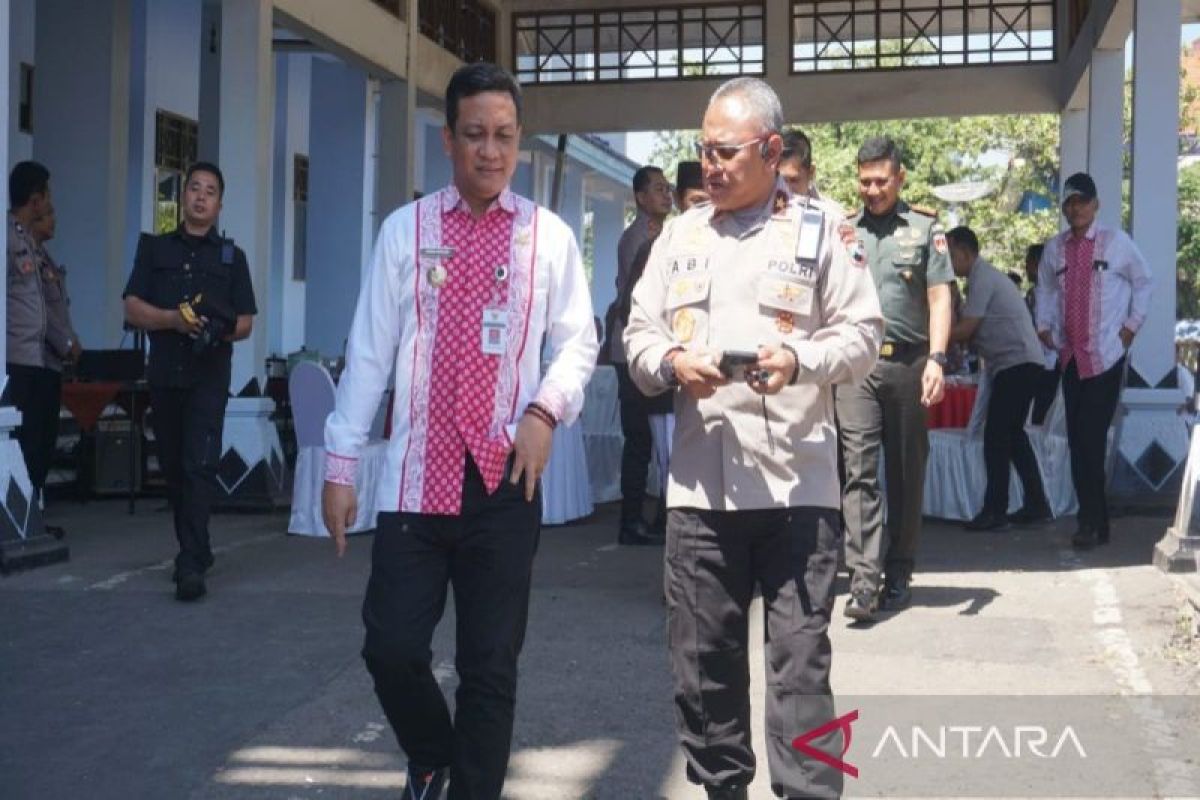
left=908, top=203, right=938, bottom=218
left=932, top=230, right=948, bottom=255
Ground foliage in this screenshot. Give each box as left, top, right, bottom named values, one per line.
left=649, top=113, right=1061, bottom=272
left=1178, top=164, right=1200, bottom=319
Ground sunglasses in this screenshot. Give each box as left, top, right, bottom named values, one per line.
left=693, top=135, right=769, bottom=163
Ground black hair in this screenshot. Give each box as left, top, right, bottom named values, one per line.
left=1025, top=243, right=1045, bottom=265
left=946, top=225, right=979, bottom=254
left=9, top=161, right=50, bottom=209
left=633, top=165, right=665, bottom=194
left=185, top=161, right=225, bottom=198
left=675, top=160, right=703, bottom=193
left=780, top=129, right=813, bottom=168
left=445, top=62, right=523, bottom=133
left=856, top=135, right=902, bottom=171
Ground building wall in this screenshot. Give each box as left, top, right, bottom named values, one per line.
left=305, top=57, right=367, bottom=358
left=7, top=0, right=34, bottom=164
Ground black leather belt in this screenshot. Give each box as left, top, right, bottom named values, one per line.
left=878, top=341, right=929, bottom=360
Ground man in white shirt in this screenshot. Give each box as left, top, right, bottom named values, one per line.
left=322, top=63, right=597, bottom=800
left=1035, top=172, right=1152, bottom=549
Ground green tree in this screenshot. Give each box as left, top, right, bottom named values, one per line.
left=1178, top=164, right=1200, bottom=320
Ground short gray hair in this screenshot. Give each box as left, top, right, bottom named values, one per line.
left=708, top=77, right=783, bottom=135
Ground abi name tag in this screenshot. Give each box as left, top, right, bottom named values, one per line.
left=481, top=308, right=508, bottom=356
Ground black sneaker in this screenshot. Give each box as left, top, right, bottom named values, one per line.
left=1009, top=504, right=1052, bottom=525
left=175, top=573, right=207, bottom=602
left=706, top=786, right=748, bottom=800
left=843, top=590, right=878, bottom=622
left=618, top=520, right=664, bottom=546
left=881, top=574, right=912, bottom=610
left=964, top=511, right=1010, bottom=531
left=403, top=765, right=446, bottom=800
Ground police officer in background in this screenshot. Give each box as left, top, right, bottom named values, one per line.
left=838, top=136, right=953, bottom=623
left=625, top=77, right=882, bottom=800
left=6, top=161, right=62, bottom=516
left=123, top=162, right=257, bottom=602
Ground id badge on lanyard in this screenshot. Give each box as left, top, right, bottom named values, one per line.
left=481, top=308, right=508, bottom=355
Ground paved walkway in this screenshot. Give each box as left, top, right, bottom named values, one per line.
left=2, top=499, right=1197, bottom=799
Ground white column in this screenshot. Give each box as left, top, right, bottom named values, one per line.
left=1087, top=48, right=1125, bottom=230
left=376, top=78, right=412, bottom=226
left=1129, top=0, right=1180, bottom=389
left=32, top=0, right=131, bottom=348
left=1059, top=107, right=1089, bottom=197
left=218, top=0, right=273, bottom=392
left=1, top=0, right=9, bottom=381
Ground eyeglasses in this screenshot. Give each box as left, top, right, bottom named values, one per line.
left=694, top=136, right=768, bottom=163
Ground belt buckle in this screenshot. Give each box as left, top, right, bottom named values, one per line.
left=880, top=342, right=895, bottom=358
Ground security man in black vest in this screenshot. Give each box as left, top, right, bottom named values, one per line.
left=123, top=162, right=257, bottom=601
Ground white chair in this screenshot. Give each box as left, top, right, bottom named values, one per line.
left=287, top=361, right=385, bottom=536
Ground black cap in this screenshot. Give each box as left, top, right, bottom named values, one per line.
left=1062, top=172, right=1097, bottom=205
left=675, top=161, right=703, bottom=193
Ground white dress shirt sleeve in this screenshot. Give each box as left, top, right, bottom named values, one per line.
left=533, top=216, right=599, bottom=424
left=1035, top=237, right=1061, bottom=344
left=1117, top=232, right=1153, bottom=333
left=324, top=213, right=406, bottom=484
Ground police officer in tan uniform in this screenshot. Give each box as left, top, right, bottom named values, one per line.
left=625, top=77, right=882, bottom=800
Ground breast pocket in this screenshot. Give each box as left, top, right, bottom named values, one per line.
left=665, top=272, right=711, bottom=345
left=757, top=274, right=815, bottom=339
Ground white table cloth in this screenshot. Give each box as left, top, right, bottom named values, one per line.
left=289, top=442, right=388, bottom=536
left=541, top=420, right=594, bottom=525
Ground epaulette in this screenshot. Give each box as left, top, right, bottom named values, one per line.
left=908, top=204, right=939, bottom=218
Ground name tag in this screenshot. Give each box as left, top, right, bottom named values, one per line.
left=420, top=246, right=455, bottom=260
left=481, top=308, right=508, bottom=356
left=668, top=254, right=710, bottom=275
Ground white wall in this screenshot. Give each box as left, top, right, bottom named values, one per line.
left=270, top=53, right=311, bottom=356
left=7, top=0, right=33, bottom=165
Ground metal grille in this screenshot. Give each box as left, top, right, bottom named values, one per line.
left=154, top=110, right=197, bottom=171
left=514, top=2, right=765, bottom=85
left=421, top=0, right=497, bottom=63
left=791, top=0, right=1055, bottom=73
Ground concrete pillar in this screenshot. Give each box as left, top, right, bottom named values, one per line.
left=1087, top=48, right=1124, bottom=230
left=589, top=190, right=625, bottom=318
left=218, top=0, right=273, bottom=392
left=376, top=78, right=412, bottom=225
left=197, top=1, right=221, bottom=163
left=1, top=0, right=9, bottom=374
left=32, top=0, right=131, bottom=348
left=305, top=58, right=368, bottom=358
left=1059, top=107, right=1089, bottom=196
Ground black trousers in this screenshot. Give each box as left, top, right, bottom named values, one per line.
left=149, top=382, right=229, bottom=576
left=1062, top=357, right=1125, bottom=533
left=615, top=361, right=653, bottom=525
left=666, top=506, right=843, bottom=799
left=981, top=363, right=1050, bottom=515
left=1029, top=366, right=1060, bottom=425
left=5, top=363, right=62, bottom=495
left=362, top=457, right=541, bottom=800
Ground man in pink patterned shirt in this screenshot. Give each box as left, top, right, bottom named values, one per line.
left=1036, top=172, right=1152, bottom=550
left=322, top=63, right=597, bottom=800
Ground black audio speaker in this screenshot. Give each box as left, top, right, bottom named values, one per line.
left=93, top=420, right=142, bottom=495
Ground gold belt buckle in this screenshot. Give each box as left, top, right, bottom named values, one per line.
left=880, top=342, right=895, bottom=358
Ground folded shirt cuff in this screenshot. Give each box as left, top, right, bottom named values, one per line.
left=324, top=452, right=358, bottom=486
left=533, top=385, right=567, bottom=422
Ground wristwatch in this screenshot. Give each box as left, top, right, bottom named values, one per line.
left=928, top=351, right=950, bottom=369
left=661, top=350, right=681, bottom=388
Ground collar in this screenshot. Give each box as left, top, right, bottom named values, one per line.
left=443, top=183, right=516, bottom=217
left=857, top=199, right=909, bottom=231
left=710, top=178, right=787, bottom=231
left=1067, top=220, right=1099, bottom=243
left=174, top=225, right=221, bottom=243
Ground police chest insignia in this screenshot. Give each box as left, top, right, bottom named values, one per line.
left=668, top=273, right=711, bottom=306
left=776, top=311, right=794, bottom=333
left=672, top=308, right=696, bottom=343
left=932, top=231, right=948, bottom=254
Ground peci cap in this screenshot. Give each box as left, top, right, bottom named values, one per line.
left=675, top=160, right=703, bottom=193
left=1061, top=172, right=1097, bottom=206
